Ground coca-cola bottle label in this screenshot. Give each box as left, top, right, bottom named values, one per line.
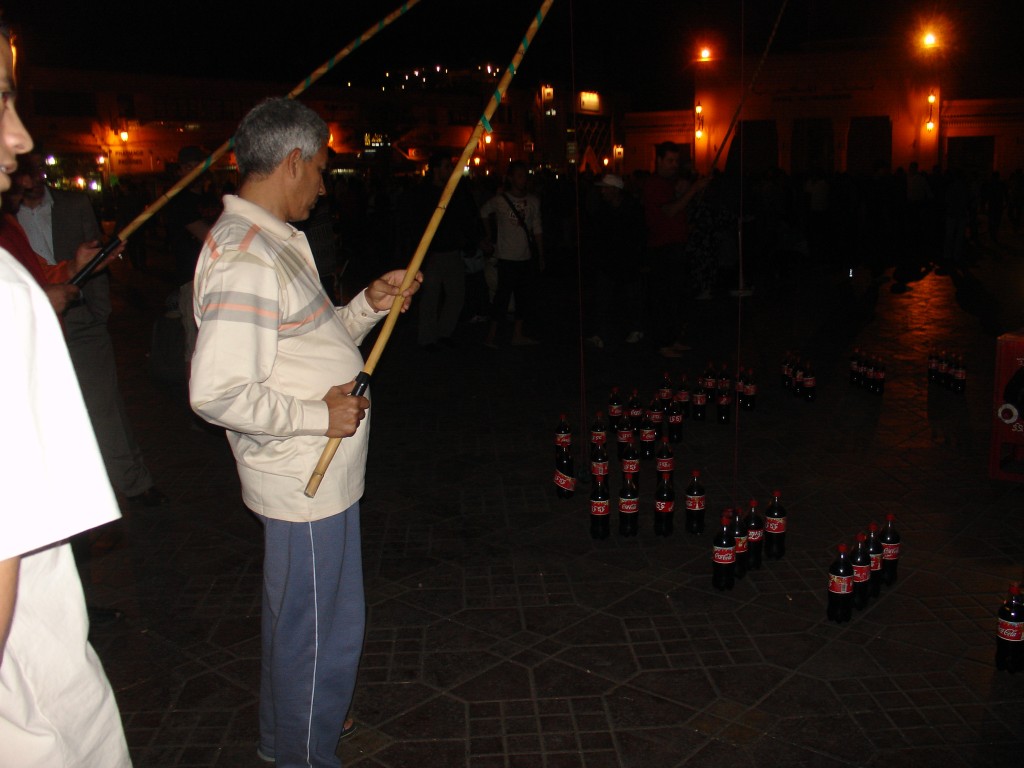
left=676, top=390, right=690, bottom=403
left=619, top=499, right=639, bottom=514
left=622, top=459, right=639, bottom=473
left=659, top=387, right=673, bottom=400
left=765, top=516, right=786, bottom=533
left=804, top=376, right=816, bottom=388
left=747, top=528, right=763, bottom=543
left=591, top=461, right=608, bottom=476
left=713, top=546, right=735, bottom=564
left=629, top=406, right=644, bottom=419
left=590, top=499, right=610, bottom=517
left=641, top=428, right=657, bottom=443
left=952, top=369, right=966, bottom=380
left=938, top=361, right=949, bottom=374
left=870, top=553, right=882, bottom=571
left=997, top=619, right=1023, bottom=642
left=656, top=458, right=674, bottom=472
left=685, top=494, right=706, bottom=510
left=655, top=500, right=674, bottom=513
left=609, top=404, right=623, bottom=418
left=928, top=358, right=938, bottom=371
left=555, top=433, right=571, bottom=447
left=591, top=431, right=607, bottom=445
left=649, top=411, right=664, bottom=425
left=882, top=543, right=900, bottom=560
left=745, top=383, right=757, bottom=396
left=853, top=564, right=870, bottom=582
left=693, top=393, right=708, bottom=405
left=734, top=535, right=748, bottom=553
left=554, top=471, right=575, bottom=490
left=668, top=414, right=683, bottom=425
left=794, top=372, right=805, bottom=383
left=850, top=359, right=860, bottom=372
left=617, top=429, right=632, bottom=443
left=706, top=376, right=717, bottom=389
left=876, top=370, right=886, bottom=381
left=716, top=393, right=731, bottom=406
left=828, top=574, right=853, bottom=594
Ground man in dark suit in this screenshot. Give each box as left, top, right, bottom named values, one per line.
left=16, top=151, right=166, bottom=508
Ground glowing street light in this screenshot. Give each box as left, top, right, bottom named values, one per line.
left=922, top=31, right=937, bottom=48
left=700, top=47, right=711, bottom=61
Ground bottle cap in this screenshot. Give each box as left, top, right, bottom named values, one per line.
left=868, top=521, right=878, bottom=532
left=693, top=469, right=701, bottom=477
left=857, top=532, right=866, bottom=543
left=1011, top=583, right=1021, bottom=596
left=838, top=543, right=848, bottom=553
left=749, top=499, right=758, bottom=507
left=721, top=515, right=731, bottom=526
left=771, top=489, right=780, bottom=497
left=595, top=410, right=604, bottom=419
left=886, top=513, right=896, bottom=522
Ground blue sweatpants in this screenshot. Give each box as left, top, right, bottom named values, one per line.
left=258, top=504, right=365, bottom=767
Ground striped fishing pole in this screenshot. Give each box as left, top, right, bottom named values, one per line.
left=69, top=0, right=423, bottom=286
left=305, top=0, right=557, bottom=497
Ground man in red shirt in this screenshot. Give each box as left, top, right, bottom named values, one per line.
left=642, top=141, right=707, bottom=358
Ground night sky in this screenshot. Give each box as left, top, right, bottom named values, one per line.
left=9, top=0, right=1024, bottom=108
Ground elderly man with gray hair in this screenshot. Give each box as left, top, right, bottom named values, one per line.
left=189, top=97, right=421, bottom=767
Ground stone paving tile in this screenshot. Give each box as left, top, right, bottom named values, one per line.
left=74, top=234, right=1024, bottom=767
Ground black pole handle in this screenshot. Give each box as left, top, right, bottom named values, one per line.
left=68, top=237, right=122, bottom=287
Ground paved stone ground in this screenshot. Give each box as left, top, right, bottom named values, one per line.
left=79, top=228, right=1024, bottom=768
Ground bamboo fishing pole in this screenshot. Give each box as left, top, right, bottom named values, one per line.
left=304, top=0, right=557, bottom=497
left=69, top=0, right=423, bottom=286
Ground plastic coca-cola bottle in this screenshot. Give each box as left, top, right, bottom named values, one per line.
left=621, top=435, right=640, bottom=493
left=691, top=382, right=708, bottom=421
left=927, top=349, right=938, bottom=383
left=627, top=388, right=645, bottom=436
left=792, top=360, right=805, bottom=398
left=675, top=373, right=691, bottom=419
left=743, top=368, right=757, bottom=411
left=803, top=363, right=817, bottom=403
left=647, top=396, right=665, bottom=441
left=554, top=414, right=575, bottom=499
left=849, top=347, right=862, bottom=386
left=704, top=361, right=718, bottom=393
left=851, top=532, right=871, bottom=611
left=951, top=355, right=967, bottom=394
left=937, top=350, right=950, bottom=389
left=880, top=513, right=901, bottom=586
left=607, top=385, right=625, bottom=422
left=615, top=413, right=632, bottom=462
left=712, top=513, right=736, bottom=591
left=684, top=469, right=706, bottom=535
left=858, top=353, right=870, bottom=390
left=655, top=435, right=675, bottom=478
left=745, top=499, right=764, bottom=570
left=666, top=398, right=684, bottom=443
left=638, top=406, right=657, bottom=460
left=764, top=490, right=787, bottom=559
left=654, top=471, right=675, bottom=537
left=827, top=543, right=854, bottom=623
left=996, top=583, right=1023, bottom=673
left=866, top=522, right=883, bottom=598
left=735, top=368, right=747, bottom=410
left=618, top=472, right=639, bottom=537
left=658, top=371, right=675, bottom=410
left=731, top=509, right=748, bottom=579
left=590, top=410, right=608, bottom=448
left=590, top=437, right=609, bottom=483
left=589, top=475, right=610, bottom=540
left=716, top=380, right=732, bottom=425
left=782, top=352, right=794, bottom=390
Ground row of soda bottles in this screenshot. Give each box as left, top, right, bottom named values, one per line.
left=926, top=349, right=968, bottom=393
left=845, top=349, right=887, bottom=395
left=824, top=516, right=901, bottom=623
left=779, top=353, right=820, bottom=401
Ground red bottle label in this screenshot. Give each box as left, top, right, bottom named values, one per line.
left=619, top=499, right=639, bottom=514
left=734, top=534, right=748, bottom=553
left=745, top=383, right=757, bottom=396
left=804, top=376, right=816, bottom=388
left=656, top=457, right=674, bottom=472
left=794, top=372, right=805, bottom=383
left=850, top=359, right=860, bottom=371
left=649, top=411, right=664, bottom=425
left=938, top=362, right=949, bottom=374
left=713, top=546, right=735, bottom=564
left=629, top=407, right=644, bottom=419
left=693, top=393, right=708, bottom=405
left=641, top=428, right=657, bottom=443
left=617, top=429, right=632, bottom=443
left=622, top=459, right=639, bottom=473
left=685, top=494, right=706, bottom=511
left=675, top=390, right=690, bottom=403
left=747, top=528, right=763, bottom=543
left=952, top=369, right=966, bottom=380
left=870, top=553, right=882, bottom=572
left=706, top=376, right=717, bottom=389
left=829, top=574, right=853, bottom=594
left=555, top=433, right=571, bottom=447
left=554, top=471, right=575, bottom=490
left=882, top=542, right=900, bottom=560
left=876, top=370, right=886, bottom=381
left=717, top=394, right=732, bottom=406
left=668, top=414, right=683, bottom=425
left=590, top=499, right=610, bottom=517
left=765, top=516, right=786, bottom=533
left=609, top=404, right=623, bottom=418
left=853, top=564, right=870, bottom=582
left=659, top=387, right=673, bottom=400
left=998, top=619, right=1023, bottom=642
left=591, top=461, right=608, bottom=476
left=655, top=500, right=674, bottom=513
left=591, top=431, right=607, bottom=445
